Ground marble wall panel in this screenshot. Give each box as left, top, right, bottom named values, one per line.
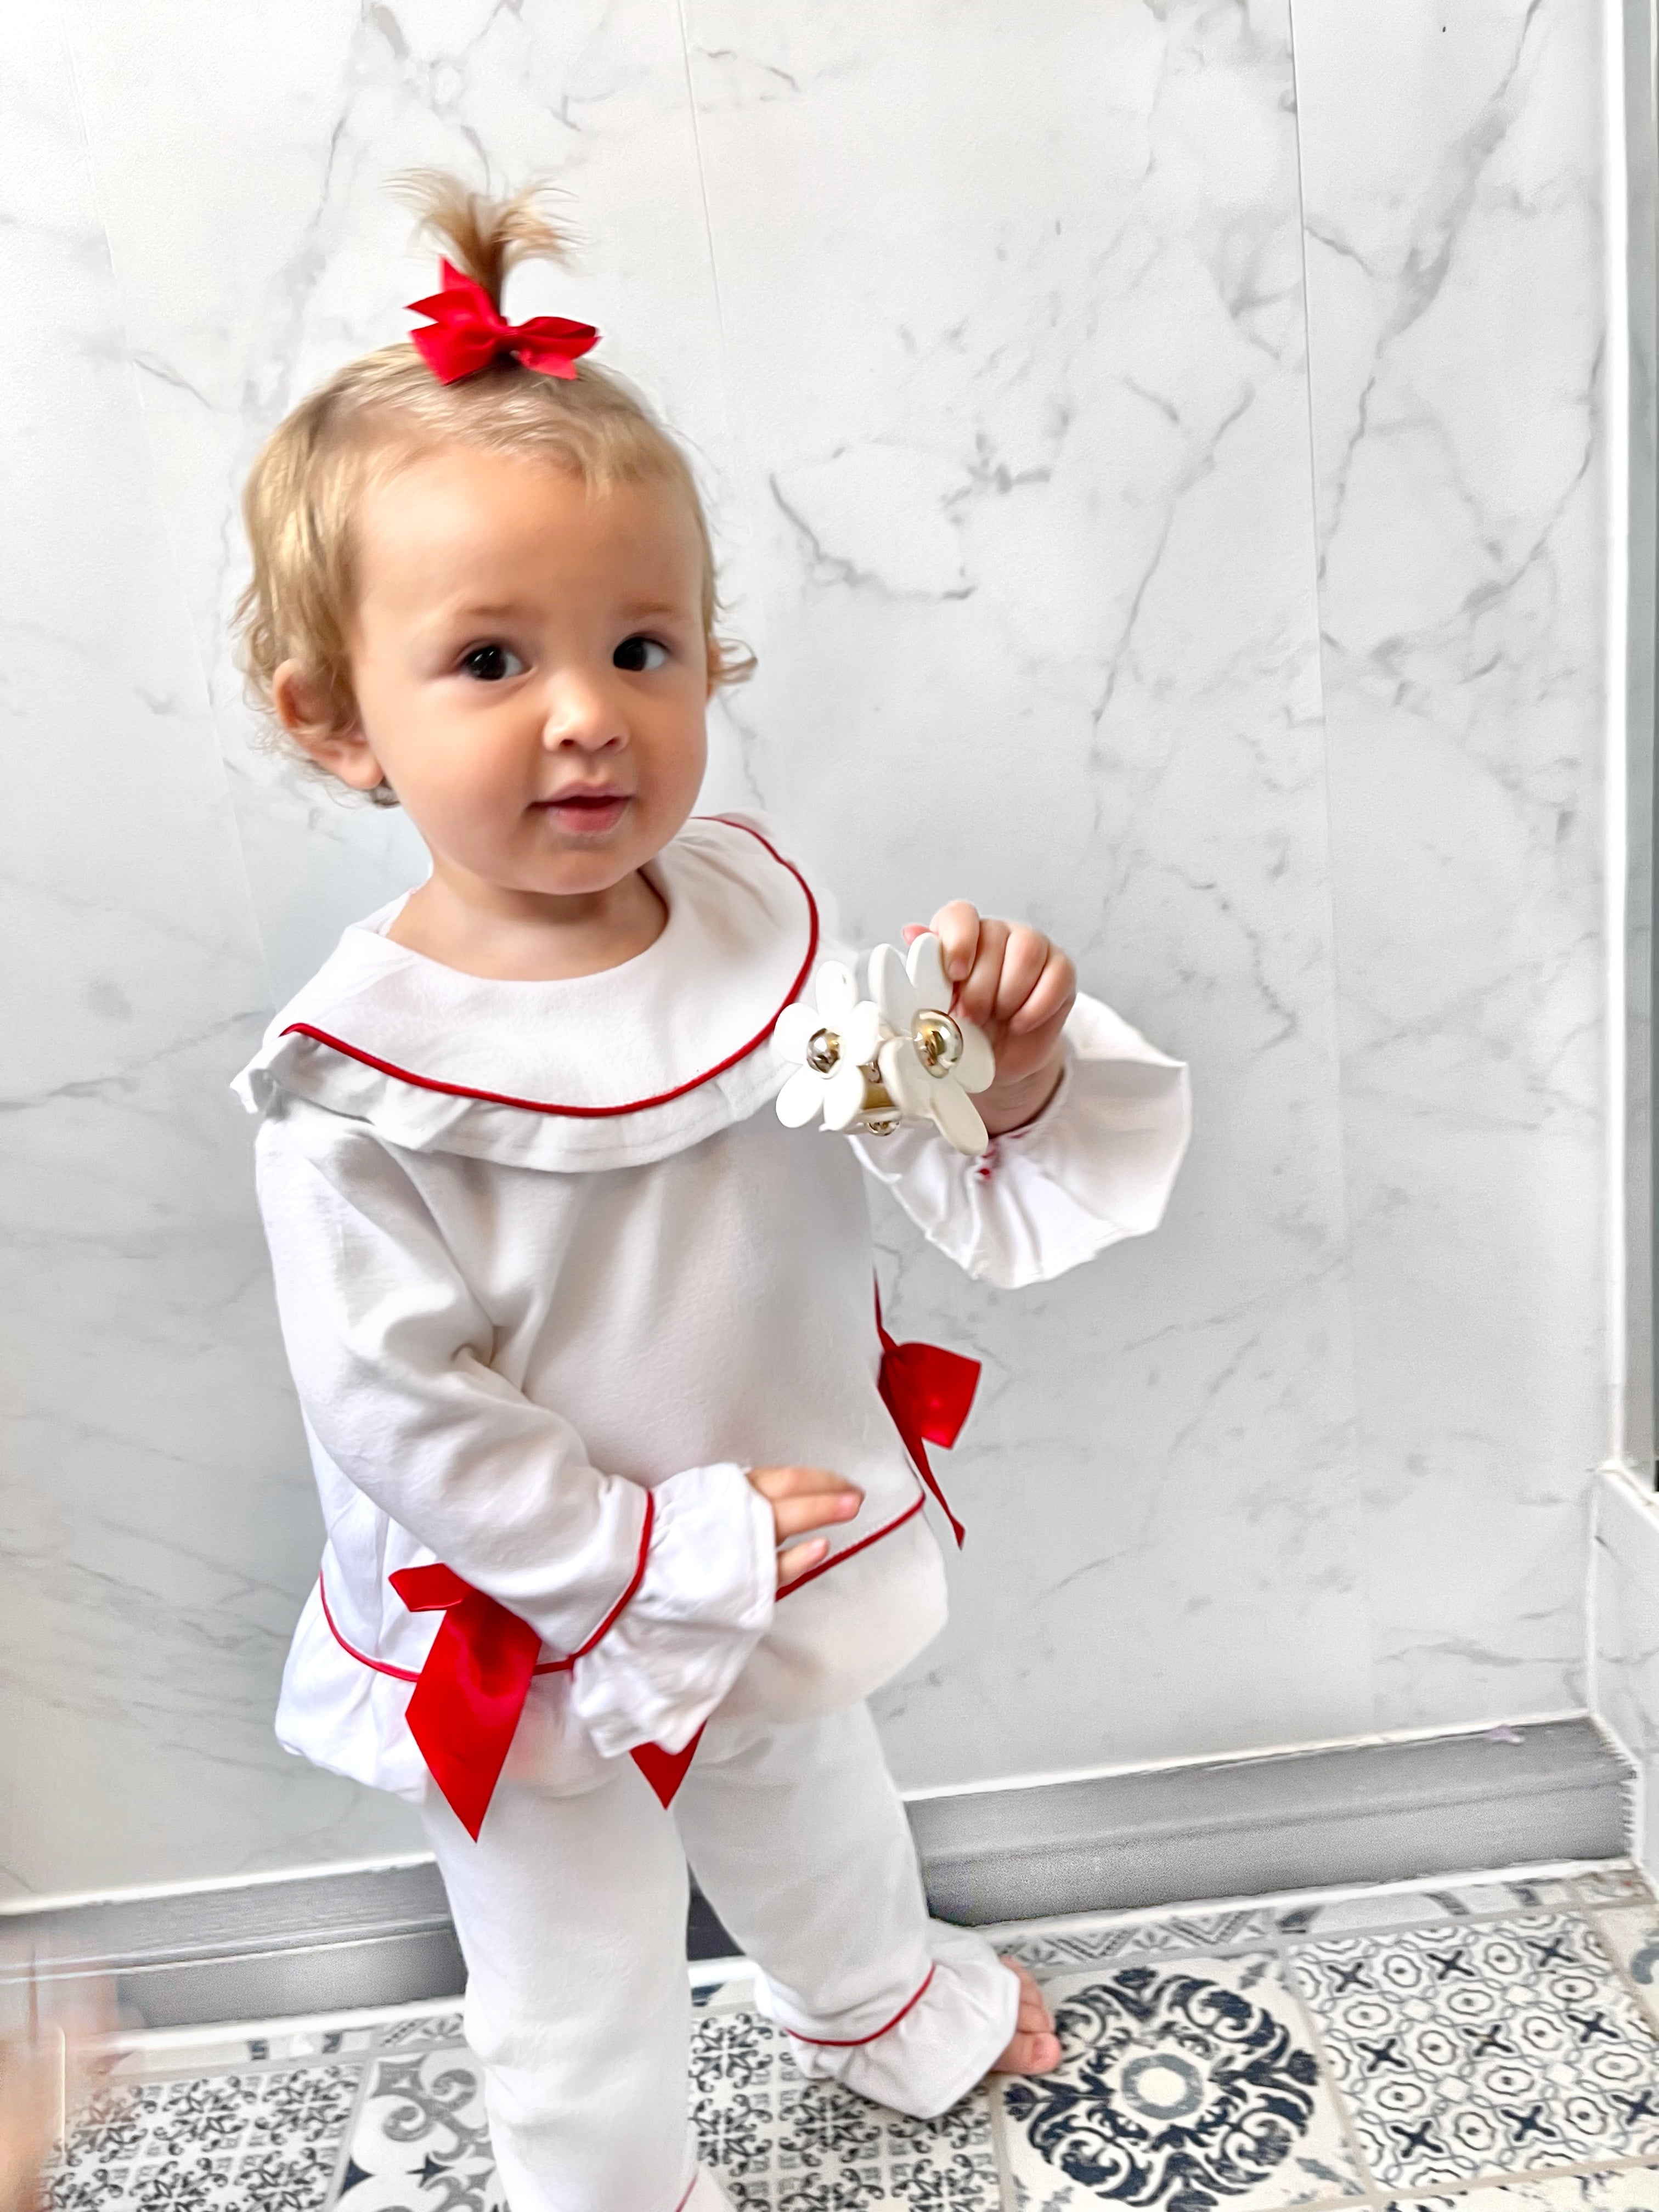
left=1294, top=0, right=1609, bottom=1727
left=0, top=0, right=1622, bottom=1895
left=681, top=0, right=1371, bottom=1784
left=0, top=7, right=421, bottom=1898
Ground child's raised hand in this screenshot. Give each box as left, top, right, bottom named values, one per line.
left=908, top=905, right=1076, bottom=1136
left=747, top=1465, right=864, bottom=1583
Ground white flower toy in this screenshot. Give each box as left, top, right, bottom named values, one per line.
left=868, top=932, right=996, bottom=1155
left=775, top=935, right=997, bottom=1155
left=773, top=961, right=897, bottom=1135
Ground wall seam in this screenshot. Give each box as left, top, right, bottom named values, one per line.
left=1282, top=0, right=1375, bottom=1731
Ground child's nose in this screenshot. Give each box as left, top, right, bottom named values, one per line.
left=541, top=673, right=625, bottom=752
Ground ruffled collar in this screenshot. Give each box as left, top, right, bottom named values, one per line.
left=233, top=814, right=823, bottom=1173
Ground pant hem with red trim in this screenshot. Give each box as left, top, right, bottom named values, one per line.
left=422, top=1703, right=1016, bottom=2212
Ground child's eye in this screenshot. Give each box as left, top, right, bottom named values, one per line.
left=613, top=635, right=669, bottom=673
left=459, top=644, right=526, bottom=682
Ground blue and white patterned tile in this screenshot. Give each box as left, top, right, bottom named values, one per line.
left=1585, top=1909, right=1659, bottom=2037
left=1387, top=2163, right=1659, bottom=2210
left=1277, top=1881, right=1588, bottom=1943
left=691, top=2002, right=1001, bottom=2210
left=995, top=1953, right=1364, bottom=2210
left=1578, top=1876, right=1657, bottom=1910
left=47, top=2061, right=360, bottom=2212
left=1291, top=1915, right=1659, bottom=2190
left=333, top=2038, right=501, bottom=2212
left=1000, top=1911, right=1281, bottom=1974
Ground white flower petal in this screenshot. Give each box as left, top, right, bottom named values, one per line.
left=906, top=932, right=951, bottom=1011
left=815, top=961, right=857, bottom=1023
left=776, top=1065, right=827, bottom=1128
left=869, top=943, right=918, bottom=1030
left=822, top=1059, right=867, bottom=1132
left=842, top=1000, right=885, bottom=1066
left=929, top=1077, right=989, bottom=1156
left=774, top=1001, right=822, bottom=1065
left=878, top=1035, right=933, bottom=1119
left=953, top=1019, right=996, bottom=1094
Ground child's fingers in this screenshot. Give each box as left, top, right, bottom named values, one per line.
left=990, top=924, right=1052, bottom=1024
left=1005, top=945, right=1077, bottom=1036
left=927, top=901, right=982, bottom=984
left=953, top=916, right=1012, bottom=1026
left=747, top=1464, right=861, bottom=1504
left=778, top=1536, right=830, bottom=1581
left=769, top=1488, right=863, bottom=1544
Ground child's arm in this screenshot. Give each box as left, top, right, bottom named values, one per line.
left=255, top=1108, right=807, bottom=1758
left=853, top=902, right=1190, bottom=1289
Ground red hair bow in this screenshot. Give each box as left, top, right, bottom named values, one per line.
left=406, top=260, right=599, bottom=385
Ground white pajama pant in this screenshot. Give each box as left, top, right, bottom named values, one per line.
left=421, top=1702, right=1018, bottom=2212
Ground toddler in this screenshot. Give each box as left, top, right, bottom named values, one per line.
left=233, top=176, right=1190, bottom=2212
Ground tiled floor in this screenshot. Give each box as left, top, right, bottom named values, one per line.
left=45, top=1867, right=1659, bottom=2211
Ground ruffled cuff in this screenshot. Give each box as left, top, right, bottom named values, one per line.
left=568, top=1462, right=776, bottom=1759
left=849, top=991, right=1190, bottom=1289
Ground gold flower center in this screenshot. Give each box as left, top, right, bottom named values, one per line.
left=912, top=1009, right=964, bottom=1077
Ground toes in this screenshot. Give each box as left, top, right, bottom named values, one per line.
left=999, top=2027, right=1062, bottom=2075
left=991, top=1956, right=1060, bottom=2076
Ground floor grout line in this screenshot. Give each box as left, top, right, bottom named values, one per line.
left=318, top=2021, right=381, bottom=2211
left=1271, top=1923, right=1392, bottom=2212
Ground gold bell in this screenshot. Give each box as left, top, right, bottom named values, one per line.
left=805, top=1029, right=839, bottom=1076
left=911, top=1009, right=964, bottom=1077
left=857, top=1064, right=901, bottom=1137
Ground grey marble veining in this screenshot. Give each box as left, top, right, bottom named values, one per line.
left=1294, top=0, right=1610, bottom=1728
left=0, top=0, right=1623, bottom=1892
left=0, top=6, right=422, bottom=1895
left=685, top=0, right=1369, bottom=1784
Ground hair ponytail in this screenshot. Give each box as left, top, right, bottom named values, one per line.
left=392, top=171, right=572, bottom=312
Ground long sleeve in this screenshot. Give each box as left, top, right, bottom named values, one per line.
left=849, top=992, right=1190, bottom=1290
left=254, top=1108, right=776, bottom=1756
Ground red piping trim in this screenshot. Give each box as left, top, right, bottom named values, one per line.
left=670, top=2177, right=698, bottom=2212
left=317, top=1492, right=656, bottom=1682
left=318, top=1575, right=420, bottom=1684
left=775, top=1489, right=926, bottom=1600
left=564, top=1491, right=654, bottom=1660
left=280, top=819, right=819, bottom=1120
left=784, top=1964, right=936, bottom=2048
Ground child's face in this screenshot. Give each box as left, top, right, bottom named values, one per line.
left=316, top=447, right=712, bottom=902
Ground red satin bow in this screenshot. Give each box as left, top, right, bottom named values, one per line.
left=406, top=260, right=600, bottom=386
left=876, top=1299, right=977, bottom=1549
left=391, top=1304, right=976, bottom=1839
left=390, top=1551, right=697, bottom=1841
left=390, top=1564, right=542, bottom=1841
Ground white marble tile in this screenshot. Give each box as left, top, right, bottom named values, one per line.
left=684, top=0, right=1371, bottom=1785
left=0, top=7, right=422, bottom=1895
left=1293, top=0, right=1610, bottom=1727
left=0, top=0, right=1626, bottom=1893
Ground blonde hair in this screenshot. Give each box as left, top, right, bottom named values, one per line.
left=235, top=173, right=749, bottom=802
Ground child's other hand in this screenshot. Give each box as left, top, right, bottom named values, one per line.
left=909, top=905, right=1076, bottom=1136
left=747, top=1465, right=863, bottom=1584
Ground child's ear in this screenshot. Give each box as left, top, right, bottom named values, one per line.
left=271, top=660, right=386, bottom=792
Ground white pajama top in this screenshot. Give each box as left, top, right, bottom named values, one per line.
left=234, top=815, right=1190, bottom=1803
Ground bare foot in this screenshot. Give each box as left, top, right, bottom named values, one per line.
left=989, top=1957, right=1060, bottom=2075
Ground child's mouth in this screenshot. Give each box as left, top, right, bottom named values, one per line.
left=534, top=792, right=630, bottom=836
